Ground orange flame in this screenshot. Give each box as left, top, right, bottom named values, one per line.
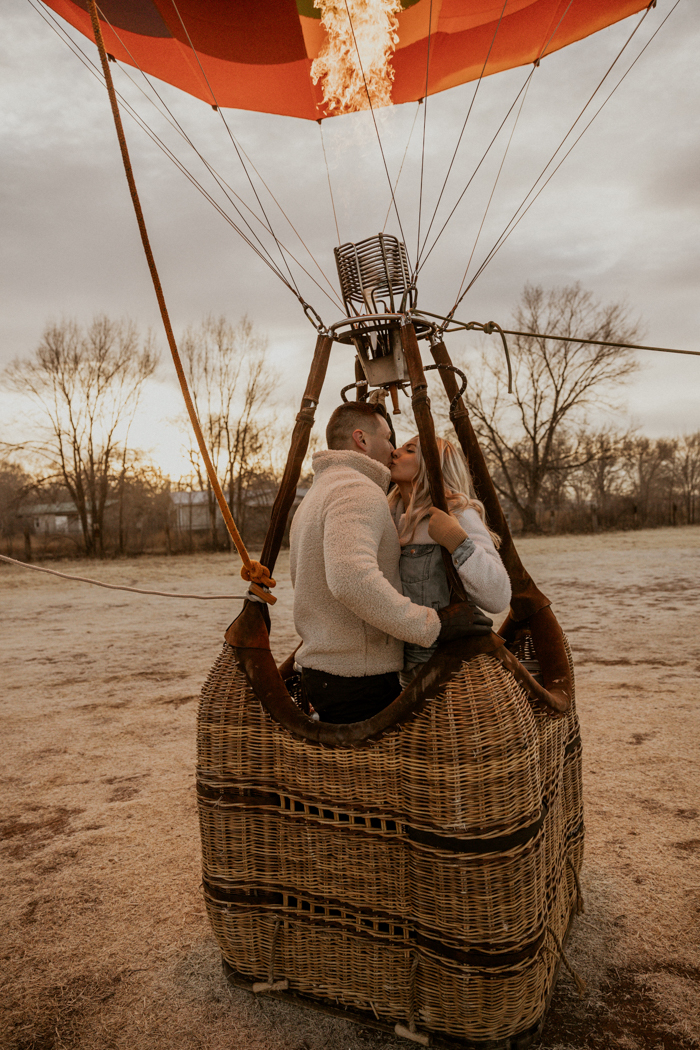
left=312, top=1, right=403, bottom=116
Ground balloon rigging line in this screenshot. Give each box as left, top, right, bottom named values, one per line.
left=448, top=0, right=673, bottom=316
left=342, top=0, right=409, bottom=249
left=497, top=330, right=700, bottom=360
left=415, top=0, right=434, bottom=270
left=451, top=73, right=534, bottom=308
left=319, top=121, right=342, bottom=246
left=442, top=320, right=700, bottom=360
left=416, top=309, right=699, bottom=358
left=382, top=101, right=422, bottom=234
left=30, top=0, right=292, bottom=290
left=454, top=3, right=654, bottom=306
left=166, top=0, right=302, bottom=299
left=414, top=67, right=535, bottom=276
left=415, top=0, right=513, bottom=270
left=94, top=6, right=343, bottom=309
left=0, top=554, right=249, bottom=600
left=417, top=0, right=576, bottom=272
left=31, top=0, right=341, bottom=315
left=82, top=0, right=274, bottom=604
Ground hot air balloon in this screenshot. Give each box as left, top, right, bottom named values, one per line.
left=33, top=1, right=668, bottom=1043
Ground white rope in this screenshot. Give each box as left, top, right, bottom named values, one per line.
left=0, top=554, right=247, bottom=600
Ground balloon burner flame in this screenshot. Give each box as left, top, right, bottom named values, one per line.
left=312, top=0, right=402, bottom=115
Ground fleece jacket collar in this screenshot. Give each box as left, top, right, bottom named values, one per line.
left=311, top=449, right=392, bottom=494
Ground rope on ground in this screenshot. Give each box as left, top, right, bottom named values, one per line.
left=85, top=0, right=275, bottom=604
left=252, top=918, right=289, bottom=993
left=566, top=855, right=585, bottom=915
left=545, top=924, right=587, bottom=999
left=0, top=554, right=248, bottom=601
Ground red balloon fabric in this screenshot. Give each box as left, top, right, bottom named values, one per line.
left=45, top=0, right=649, bottom=119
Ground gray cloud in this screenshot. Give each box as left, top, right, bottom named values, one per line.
left=1, top=0, right=699, bottom=455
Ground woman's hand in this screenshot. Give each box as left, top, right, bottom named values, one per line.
left=427, top=507, right=468, bottom=553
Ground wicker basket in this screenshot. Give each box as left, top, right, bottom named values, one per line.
left=197, top=635, right=583, bottom=1048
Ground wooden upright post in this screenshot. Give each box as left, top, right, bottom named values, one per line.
left=400, top=320, right=468, bottom=604
left=260, top=332, right=334, bottom=576
left=429, top=337, right=571, bottom=712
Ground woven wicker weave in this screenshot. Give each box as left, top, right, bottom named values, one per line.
left=197, top=633, right=583, bottom=1047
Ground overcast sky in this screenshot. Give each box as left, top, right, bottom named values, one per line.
left=1, top=0, right=698, bottom=478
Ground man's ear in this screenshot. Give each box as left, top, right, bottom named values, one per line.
left=351, top=428, right=366, bottom=451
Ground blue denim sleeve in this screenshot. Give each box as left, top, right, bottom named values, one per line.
left=452, top=537, right=476, bottom=569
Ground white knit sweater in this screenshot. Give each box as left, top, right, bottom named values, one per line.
left=289, top=450, right=441, bottom=677
left=394, top=501, right=512, bottom=613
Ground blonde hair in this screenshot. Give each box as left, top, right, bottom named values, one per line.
left=388, top=435, right=501, bottom=548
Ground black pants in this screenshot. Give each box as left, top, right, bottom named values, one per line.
left=300, top=667, right=401, bottom=724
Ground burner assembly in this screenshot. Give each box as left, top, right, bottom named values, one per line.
left=333, top=233, right=433, bottom=412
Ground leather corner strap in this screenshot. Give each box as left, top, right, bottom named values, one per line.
left=224, top=601, right=569, bottom=748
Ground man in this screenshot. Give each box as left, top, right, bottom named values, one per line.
left=289, top=401, right=491, bottom=723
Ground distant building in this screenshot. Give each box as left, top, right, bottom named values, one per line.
left=171, top=485, right=308, bottom=533
left=170, top=490, right=211, bottom=532
left=17, top=501, right=86, bottom=536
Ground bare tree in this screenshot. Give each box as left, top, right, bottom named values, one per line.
left=673, top=432, right=700, bottom=525
left=455, top=283, right=640, bottom=532
left=0, top=459, right=35, bottom=559
left=4, top=316, right=158, bottom=556
left=179, top=316, right=277, bottom=548
left=621, top=435, right=676, bottom=527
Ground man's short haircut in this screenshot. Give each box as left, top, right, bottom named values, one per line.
left=326, top=401, right=384, bottom=450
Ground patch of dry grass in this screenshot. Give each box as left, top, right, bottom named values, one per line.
left=1, top=533, right=699, bottom=1049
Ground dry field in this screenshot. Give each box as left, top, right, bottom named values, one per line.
left=1, top=527, right=699, bottom=1050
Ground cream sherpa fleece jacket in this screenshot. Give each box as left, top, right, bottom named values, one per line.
left=289, top=450, right=441, bottom=677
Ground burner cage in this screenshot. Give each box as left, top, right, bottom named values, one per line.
left=334, top=234, right=417, bottom=390
left=334, top=233, right=414, bottom=317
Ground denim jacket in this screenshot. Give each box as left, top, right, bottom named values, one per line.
left=400, top=538, right=475, bottom=665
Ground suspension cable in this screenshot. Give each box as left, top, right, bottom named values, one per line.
left=30, top=0, right=292, bottom=289
left=417, top=0, right=576, bottom=272
left=383, top=100, right=421, bottom=233
left=95, top=5, right=343, bottom=308
left=84, top=0, right=275, bottom=602
left=319, top=120, right=341, bottom=246
left=167, top=0, right=302, bottom=298
left=165, top=0, right=341, bottom=317
left=342, top=0, right=408, bottom=247
left=30, top=0, right=338, bottom=315
left=415, top=68, right=535, bottom=276
left=448, top=2, right=669, bottom=316
left=415, top=0, right=434, bottom=269
left=415, top=0, right=513, bottom=268
left=451, top=73, right=534, bottom=307
left=0, top=554, right=250, bottom=600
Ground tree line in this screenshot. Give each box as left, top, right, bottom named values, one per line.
left=1, top=286, right=698, bottom=560
left=434, top=284, right=700, bottom=534
left=0, top=315, right=287, bottom=559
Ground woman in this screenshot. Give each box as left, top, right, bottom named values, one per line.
left=389, top=435, right=511, bottom=685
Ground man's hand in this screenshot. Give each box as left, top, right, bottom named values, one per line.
left=437, top=600, right=493, bottom=643
left=428, top=507, right=468, bottom=553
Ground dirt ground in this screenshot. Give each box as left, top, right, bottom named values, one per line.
left=1, top=527, right=699, bottom=1050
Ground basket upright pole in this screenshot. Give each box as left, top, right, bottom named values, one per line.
left=428, top=338, right=550, bottom=621
left=400, top=320, right=468, bottom=604
left=429, top=338, right=572, bottom=711
left=260, top=332, right=334, bottom=577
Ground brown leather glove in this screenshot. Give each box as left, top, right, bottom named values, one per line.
left=428, top=507, right=468, bottom=553
left=437, top=601, right=493, bottom=643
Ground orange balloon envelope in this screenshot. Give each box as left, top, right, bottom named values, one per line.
left=45, top=0, right=649, bottom=118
